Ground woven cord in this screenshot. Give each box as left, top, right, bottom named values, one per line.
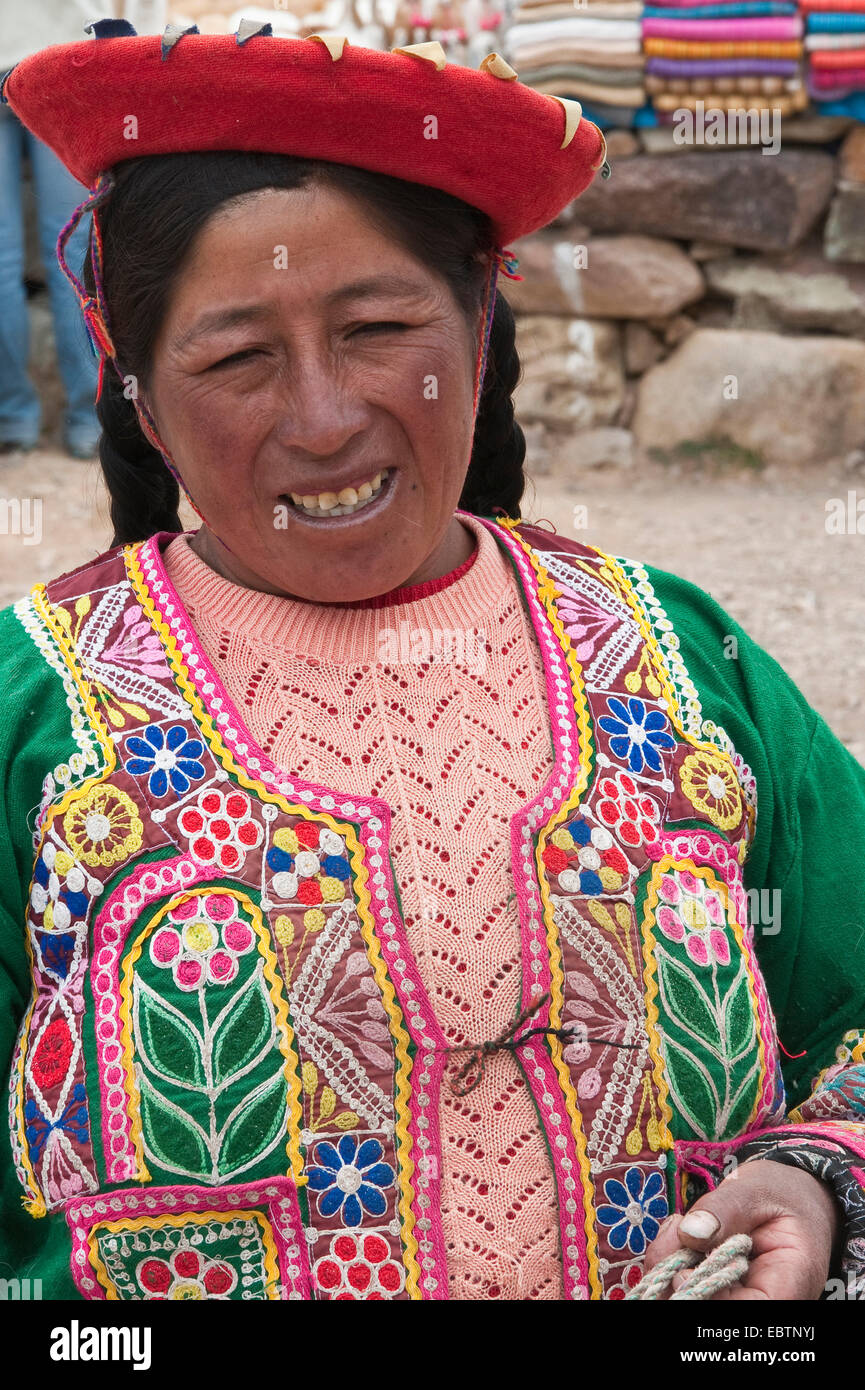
left=626, top=1232, right=753, bottom=1300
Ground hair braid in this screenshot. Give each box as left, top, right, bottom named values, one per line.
left=460, top=292, right=526, bottom=520
left=96, top=362, right=181, bottom=546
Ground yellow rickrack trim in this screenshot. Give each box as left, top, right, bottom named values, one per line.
left=14, top=998, right=42, bottom=1216
left=478, top=52, right=518, bottom=80
left=548, top=94, right=583, bottom=149
left=87, top=1208, right=282, bottom=1300
left=640, top=857, right=767, bottom=1144
left=306, top=33, right=349, bottom=60
left=492, top=515, right=603, bottom=1300
left=344, top=823, right=422, bottom=1299
left=31, top=584, right=117, bottom=773
left=15, top=585, right=118, bottom=1216
left=390, top=40, right=448, bottom=69
left=124, top=540, right=423, bottom=1297
left=590, top=547, right=755, bottom=861
left=587, top=548, right=734, bottom=761
left=119, top=886, right=306, bottom=1187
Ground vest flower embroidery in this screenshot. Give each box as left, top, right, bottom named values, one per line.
left=306, top=1135, right=395, bottom=1227
left=177, top=788, right=263, bottom=871
left=125, top=723, right=206, bottom=798
left=312, top=1232, right=407, bottom=1299
left=598, top=696, right=676, bottom=774
left=138, top=1248, right=237, bottom=1300
left=63, top=785, right=143, bottom=868
left=657, top=869, right=730, bottom=967
left=679, top=751, right=743, bottom=831
left=596, top=1166, right=668, bottom=1255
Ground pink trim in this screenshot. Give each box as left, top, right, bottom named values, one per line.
left=648, top=829, right=783, bottom=1129
left=91, top=854, right=218, bottom=1184
left=472, top=514, right=593, bottom=1299
left=65, top=1176, right=310, bottom=1300
left=675, top=1121, right=865, bottom=1208
left=134, top=533, right=452, bottom=1299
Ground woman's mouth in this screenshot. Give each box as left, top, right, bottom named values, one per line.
left=281, top=468, right=394, bottom=521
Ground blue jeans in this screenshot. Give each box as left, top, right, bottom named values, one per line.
left=0, top=103, right=98, bottom=445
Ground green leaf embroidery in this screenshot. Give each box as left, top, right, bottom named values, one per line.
left=660, top=1032, right=719, bottom=1140
left=138, top=1069, right=211, bottom=1179
left=656, top=950, right=721, bottom=1050
left=723, top=965, right=756, bottom=1062
left=219, top=1069, right=287, bottom=1176
left=211, top=964, right=275, bottom=1089
left=134, top=977, right=204, bottom=1088
left=725, top=1057, right=761, bottom=1134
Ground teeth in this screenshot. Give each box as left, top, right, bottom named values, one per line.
left=288, top=469, right=389, bottom=518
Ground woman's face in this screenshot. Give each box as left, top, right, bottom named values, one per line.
left=142, top=183, right=481, bottom=601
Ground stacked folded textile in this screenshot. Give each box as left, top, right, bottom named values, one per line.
left=505, top=2, right=647, bottom=117
left=802, top=0, right=865, bottom=105
left=641, top=0, right=808, bottom=116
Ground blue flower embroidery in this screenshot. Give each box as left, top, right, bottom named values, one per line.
left=598, top=697, right=676, bottom=774
left=125, top=724, right=205, bottom=798
left=306, top=1135, right=395, bottom=1227
left=24, top=1084, right=89, bottom=1163
left=596, top=1166, right=668, bottom=1255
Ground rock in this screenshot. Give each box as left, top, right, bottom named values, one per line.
left=690, top=241, right=733, bottom=262
left=505, top=233, right=704, bottom=319
left=825, top=182, right=865, bottom=263
left=604, top=130, right=639, bottom=161
left=638, top=127, right=693, bottom=156
left=776, top=116, right=854, bottom=145
left=689, top=300, right=735, bottom=331
left=562, top=427, right=635, bottom=472
left=624, top=322, right=665, bottom=375
left=514, top=316, right=624, bottom=430
left=661, top=314, right=696, bottom=347
left=521, top=421, right=553, bottom=475
left=840, top=126, right=865, bottom=185
left=705, top=248, right=865, bottom=336
left=570, top=150, right=836, bottom=252
left=637, top=124, right=780, bottom=157
left=632, top=328, right=865, bottom=468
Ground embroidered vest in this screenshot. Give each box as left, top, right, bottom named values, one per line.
left=9, top=515, right=786, bottom=1301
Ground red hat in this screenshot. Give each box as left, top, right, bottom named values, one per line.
left=1, top=23, right=608, bottom=247
left=0, top=22, right=610, bottom=534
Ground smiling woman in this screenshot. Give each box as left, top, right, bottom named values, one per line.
left=84, top=157, right=501, bottom=602
left=1, top=25, right=865, bottom=1308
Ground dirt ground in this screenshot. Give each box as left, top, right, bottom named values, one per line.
left=2, top=443, right=864, bottom=765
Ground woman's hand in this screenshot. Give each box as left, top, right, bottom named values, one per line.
left=642, top=1159, right=840, bottom=1299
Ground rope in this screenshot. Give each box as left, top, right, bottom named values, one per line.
left=626, top=1232, right=753, bottom=1300
left=437, top=988, right=641, bottom=1096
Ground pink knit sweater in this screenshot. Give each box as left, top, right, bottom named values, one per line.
left=163, top=512, right=564, bottom=1299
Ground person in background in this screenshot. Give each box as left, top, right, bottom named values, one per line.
left=0, top=0, right=164, bottom=458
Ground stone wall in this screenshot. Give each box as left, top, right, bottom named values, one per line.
left=508, top=120, right=865, bottom=475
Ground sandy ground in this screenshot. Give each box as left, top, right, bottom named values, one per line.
left=2, top=442, right=864, bottom=764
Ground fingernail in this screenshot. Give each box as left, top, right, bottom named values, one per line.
left=679, top=1210, right=720, bottom=1239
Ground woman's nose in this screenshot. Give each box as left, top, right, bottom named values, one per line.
left=272, top=355, right=370, bottom=458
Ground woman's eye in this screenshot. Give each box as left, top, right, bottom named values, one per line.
left=209, top=348, right=261, bottom=370
left=351, top=322, right=407, bottom=336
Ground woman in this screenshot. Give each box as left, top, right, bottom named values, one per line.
left=1, top=23, right=864, bottom=1303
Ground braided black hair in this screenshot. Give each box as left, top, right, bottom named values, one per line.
left=80, top=152, right=527, bottom=545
